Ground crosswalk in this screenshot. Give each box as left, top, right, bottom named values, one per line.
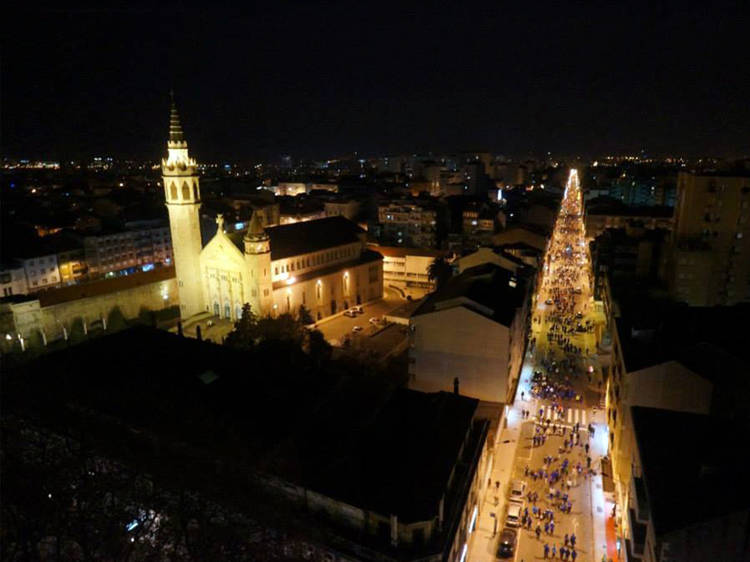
left=534, top=405, right=587, bottom=427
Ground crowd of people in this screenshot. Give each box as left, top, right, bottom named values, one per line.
left=515, top=170, right=609, bottom=560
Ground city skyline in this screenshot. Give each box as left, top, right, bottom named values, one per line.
left=4, top=2, right=750, bottom=161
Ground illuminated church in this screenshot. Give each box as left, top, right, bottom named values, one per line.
left=162, top=100, right=383, bottom=321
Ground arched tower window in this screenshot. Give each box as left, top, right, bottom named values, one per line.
left=182, top=182, right=191, bottom=201
left=193, top=182, right=199, bottom=200
left=170, top=183, right=178, bottom=200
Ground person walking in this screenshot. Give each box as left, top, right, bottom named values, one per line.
left=570, top=533, right=576, bottom=547
left=564, top=533, right=569, bottom=547
left=544, top=543, right=550, bottom=558
left=571, top=548, right=577, bottom=561
left=536, top=525, right=542, bottom=540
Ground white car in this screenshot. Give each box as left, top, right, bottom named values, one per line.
left=353, top=305, right=364, bottom=314
left=509, top=479, right=526, bottom=504
left=344, top=310, right=357, bottom=318
left=368, top=316, right=381, bottom=325
left=352, top=326, right=363, bottom=333
left=505, top=502, right=523, bottom=528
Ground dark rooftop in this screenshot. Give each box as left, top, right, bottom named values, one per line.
left=613, top=305, right=749, bottom=374
left=3, top=327, right=480, bottom=524
left=269, top=383, right=480, bottom=523
left=413, top=263, right=527, bottom=326
left=225, top=216, right=364, bottom=260
left=631, top=406, right=750, bottom=536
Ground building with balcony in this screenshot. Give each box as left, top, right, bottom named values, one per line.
left=377, top=201, right=441, bottom=248
left=664, top=172, right=750, bottom=305
left=84, top=220, right=172, bottom=277
left=370, top=245, right=448, bottom=299
left=0, top=261, right=28, bottom=297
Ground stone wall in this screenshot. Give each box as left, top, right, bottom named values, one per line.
left=0, top=268, right=178, bottom=346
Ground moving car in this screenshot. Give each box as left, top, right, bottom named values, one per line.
left=545, top=298, right=553, bottom=305
left=368, top=316, right=381, bottom=325
left=497, top=527, right=517, bottom=558
left=509, top=479, right=526, bottom=504
left=344, top=310, right=357, bottom=318
left=351, top=326, right=363, bottom=333
left=353, top=305, right=364, bottom=314
left=505, top=502, right=523, bottom=528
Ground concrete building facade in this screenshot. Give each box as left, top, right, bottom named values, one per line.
left=409, top=264, right=529, bottom=406
left=665, top=172, right=750, bottom=305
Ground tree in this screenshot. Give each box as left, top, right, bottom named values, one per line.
left=256, top=313, right=305, bottom=346
left=107, top=306, right=128, bottom=332
left=297, top=304, right=314, bottom=326
left=427, top=256, right=453, bottom=290
left=224, top=303, right=259, bottom=350
left=307, top=329, right=332, bottom=366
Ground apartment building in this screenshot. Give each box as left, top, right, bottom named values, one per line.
left=84, top=221, right=172, bottom=277
left=665, top=172, right=750, bottom=305
left=378, top=201, right=441, bottom=248
left=371, top=245, right=447, bottom=299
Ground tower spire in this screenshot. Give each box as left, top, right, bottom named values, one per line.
left=169, top=92, right=185, bottom=144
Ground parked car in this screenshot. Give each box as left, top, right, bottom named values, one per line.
left=505, top=502, right=523, bottom=528
left=353, top=305, right=364, bottom=314
left=545, top=298, right=553, bottom=305
left=344, top=310, right=357, bottom=318
left=497, top=527, right=517, bottom=557
left=509, top=479, right=526, bottom=504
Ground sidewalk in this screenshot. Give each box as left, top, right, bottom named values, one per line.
left=589, top=407, right=614, bottom=562
left=467, top=408, right=524, bottom=561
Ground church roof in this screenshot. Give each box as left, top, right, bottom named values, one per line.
left=268, top=217, right=364, bottom=260
left=225, top=216, right=364, bottom=259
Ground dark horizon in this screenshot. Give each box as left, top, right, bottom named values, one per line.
left=3, top=2, right=750, bottom=162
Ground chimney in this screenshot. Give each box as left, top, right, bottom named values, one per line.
left=453, top=377, right=460, bottom=395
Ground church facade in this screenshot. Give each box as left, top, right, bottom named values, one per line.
left=162, top=101, right=383, bottom=321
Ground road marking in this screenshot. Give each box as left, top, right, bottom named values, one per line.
left=567, top=408, right=573, bottom=423
left=582, top=409, right=587, bottom=426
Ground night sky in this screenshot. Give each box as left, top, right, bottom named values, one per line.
left=3, top=2, right=750, bottom=161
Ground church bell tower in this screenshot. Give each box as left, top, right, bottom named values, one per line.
left=162, top=95, right=205, bottom=318
left=244, top=211, right=274, bottom=316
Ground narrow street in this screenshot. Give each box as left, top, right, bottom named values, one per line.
left=470, top=170, right=615, bottom=562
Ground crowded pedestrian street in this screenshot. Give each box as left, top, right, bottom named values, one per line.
left=468, top=170, right=615, bottom=562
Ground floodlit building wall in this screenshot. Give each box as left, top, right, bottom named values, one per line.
left=410, top=307, right=511, bottom=404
